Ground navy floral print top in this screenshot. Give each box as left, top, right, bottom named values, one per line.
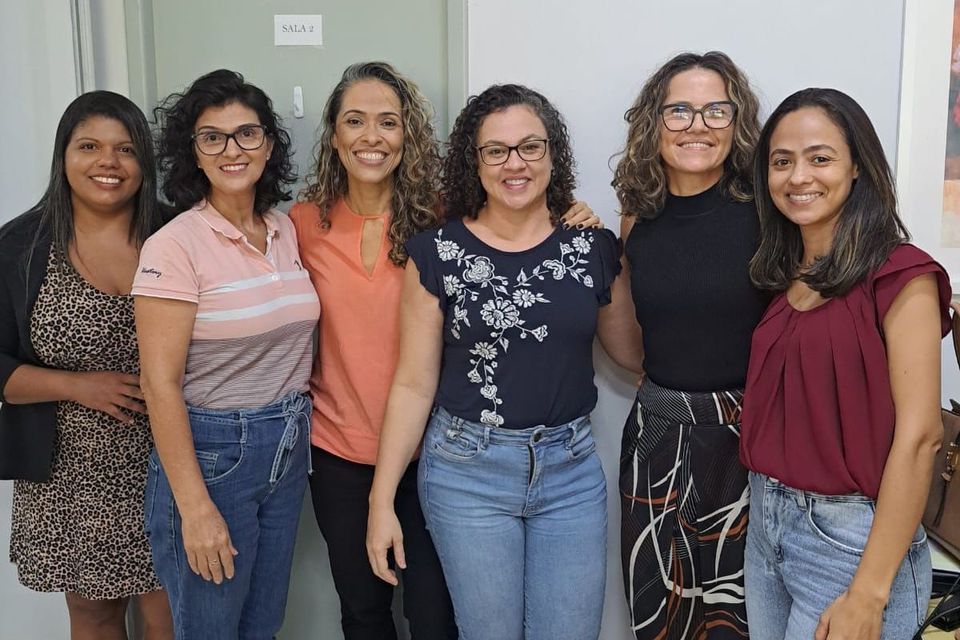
left=406, top=218, right=620, bottom=429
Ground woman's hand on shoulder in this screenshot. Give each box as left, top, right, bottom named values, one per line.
left=366, top=503, right=406, bottom=586
left=561, top=200, right=603, bottom=229
left=69, top=371, right=145, bottom=423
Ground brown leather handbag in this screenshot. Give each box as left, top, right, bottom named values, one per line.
left=922, top=312, right=960, bottom=558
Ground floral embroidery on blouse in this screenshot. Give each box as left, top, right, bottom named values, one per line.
left=434, top=228, right=597, bottom=426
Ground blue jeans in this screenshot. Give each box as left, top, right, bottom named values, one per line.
left=418, top=406, right=607, bottom=640
left=745, top=471, right=931, bottom=639
left=144, top=392, right=311, bottom=640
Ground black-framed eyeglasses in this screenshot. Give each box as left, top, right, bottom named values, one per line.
left=192, top=124, right=268, bottom=156
left=476, top=138, right=549, bottom=166
left=659, top=101, right=737, bottom=132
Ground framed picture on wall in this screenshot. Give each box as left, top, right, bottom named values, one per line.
left=897, top=0, right=960, bottom=284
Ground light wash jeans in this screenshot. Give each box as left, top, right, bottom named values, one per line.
left=144, top=391, right=311, bottom=640
left=745, top=471, right=930, bottom=639
left=418, top=406, right=607, bottom=640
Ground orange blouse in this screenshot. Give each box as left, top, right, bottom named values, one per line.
left=289, top=199, right=403, bottom=465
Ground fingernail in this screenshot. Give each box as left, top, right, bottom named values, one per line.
left=561, top=222, right=569, bottom=229
left=576, top=224, right=585, bottom=230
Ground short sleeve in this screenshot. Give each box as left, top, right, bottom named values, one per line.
left=873, top=244, right=951, bottom=336
left=591, top=229, right=621, bottom=306
left=288, top=201, right=314, bottom=240
left=404, top=228, right=447, bottom=311
left=132, top=232, right=200, bottom=304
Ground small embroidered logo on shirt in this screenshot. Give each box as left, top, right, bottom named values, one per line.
left=139, top=267, right=162, bottom=278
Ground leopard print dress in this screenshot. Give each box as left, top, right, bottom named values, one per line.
left=9, top=248, right=161, bottom=599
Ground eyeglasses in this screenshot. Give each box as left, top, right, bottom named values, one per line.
left=476, top=138, right=549, bottom=166
left=192, top=124, right=268, bottom=156
left=659, top=101, right=737, bottom=132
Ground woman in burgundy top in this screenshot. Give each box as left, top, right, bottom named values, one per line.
left=741, top=88, right=951, bottom=639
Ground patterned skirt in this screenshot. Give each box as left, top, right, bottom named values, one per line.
left=619, top=378, right=749, bottom=639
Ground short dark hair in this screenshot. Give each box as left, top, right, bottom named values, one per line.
left=154, top=69, right=296, bottom=214
left=749, top=88, right=909, bottom=297
left=29, top=90, right=163, bottom=256
left=441, top=84, right=575, bottom=221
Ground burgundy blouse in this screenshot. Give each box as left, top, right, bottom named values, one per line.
left=740, top=244, right=951, bottom=498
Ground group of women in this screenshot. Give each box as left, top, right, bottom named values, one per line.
left=0, top=49, right=950, bottom=640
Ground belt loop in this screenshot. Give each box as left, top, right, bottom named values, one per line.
left=481, top=426, right=490, bottom=450
left=794, top=488, right=806, bottom=509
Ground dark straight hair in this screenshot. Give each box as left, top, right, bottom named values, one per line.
left=154, top=69, right=296, bottom=214
left=28, top=90, right=162, bottom=257
left=749, top=88, right=909, bottom=297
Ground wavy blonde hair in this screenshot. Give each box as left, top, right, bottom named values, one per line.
left=300, top=61, right=440, bottom=265
left=612, top=51, right=761, bottom=220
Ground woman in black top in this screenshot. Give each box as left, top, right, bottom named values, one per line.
left=366, top=84, right=641, bottom=640
left=610, top=51, right=767, bottom=639
left=0, top=92, right=171, bottom=638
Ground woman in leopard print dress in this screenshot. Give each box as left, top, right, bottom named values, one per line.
left=0, top=92, right=172, bottom=638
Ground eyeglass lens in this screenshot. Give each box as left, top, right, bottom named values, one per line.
left=194, top=125, right=266, bottom=155
left=479, top=139, right=548, bottom=165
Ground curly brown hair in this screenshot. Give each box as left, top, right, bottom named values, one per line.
left=440, top=84, right=575, bottom=222
left=612, top=51, right=761, bottom=220
left=300, top=61, right=440, bottom=266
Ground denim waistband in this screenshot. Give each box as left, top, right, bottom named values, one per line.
left=431, top=405, right=590, bottom=447
left=752, top=471, right=873, bottom=506
left=186, top=391, right=310, bottom=423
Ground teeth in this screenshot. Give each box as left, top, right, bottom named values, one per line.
left=789, top=193, right=822, bottom=202
left=221, top=164, right=247, bottom=172
left=505, top=179, right=528, bottom=185
left=680, top=142, right=710, bottom=149
left=91, top=176, right=120, bottom=184
left=357, top=151, right=386, bottom=161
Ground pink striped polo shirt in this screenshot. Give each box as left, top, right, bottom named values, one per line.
left=132, top=201, right=321, bottom=409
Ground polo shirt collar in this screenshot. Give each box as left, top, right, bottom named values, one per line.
left=194, top=200, right=279, bottom=240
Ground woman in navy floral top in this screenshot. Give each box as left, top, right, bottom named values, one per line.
left=366, top=84, right=643, bottom=640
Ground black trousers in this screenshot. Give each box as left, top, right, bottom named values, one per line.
left=309, top=447, right=458, bottom=640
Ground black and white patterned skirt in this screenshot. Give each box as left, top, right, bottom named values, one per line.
left=619, top=377, right=749, bottom=639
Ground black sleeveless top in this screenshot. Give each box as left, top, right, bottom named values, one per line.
left=624, top=184, right=768, bottom=391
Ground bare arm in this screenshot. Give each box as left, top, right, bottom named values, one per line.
left=4, top=366, right=145, bottom=423
left=136, top=295, right=237, bottom=584
left=815, top=273, right=943, bottom=640
left=597, top=214, right=644, bottom=374
left=367, top=261, right=444, bottom=585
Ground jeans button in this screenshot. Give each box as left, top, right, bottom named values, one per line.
left=532, top=432, right=543, bottom=443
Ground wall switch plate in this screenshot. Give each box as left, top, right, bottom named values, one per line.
left=274, top=15, right=323, bottom=46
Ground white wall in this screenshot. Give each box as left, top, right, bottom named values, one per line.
left=0, top=1, right=78, bottom=636
left=0, top=0, right=79, bottom=222
left=466, top=1, right=906, bottom=638
left=896, top=0, right=960, bottom=402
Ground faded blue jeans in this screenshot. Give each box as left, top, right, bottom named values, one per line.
left=144, top=392, right=311, bottom=640
left=745, top=471, right=931, bottom=639
left=418, top=406, right=607, bottom=640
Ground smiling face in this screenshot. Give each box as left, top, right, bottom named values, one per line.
left=332, top=79, right=404, bottom=191
left=658, top=67, right=734, bottom=194
left=194, top=101, right=273, bottom=201
left=767, top=106, right=859, bottom=237
left=476, top=104, right=551, bottom=214
left=64, top=116, right=143, bottom=216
